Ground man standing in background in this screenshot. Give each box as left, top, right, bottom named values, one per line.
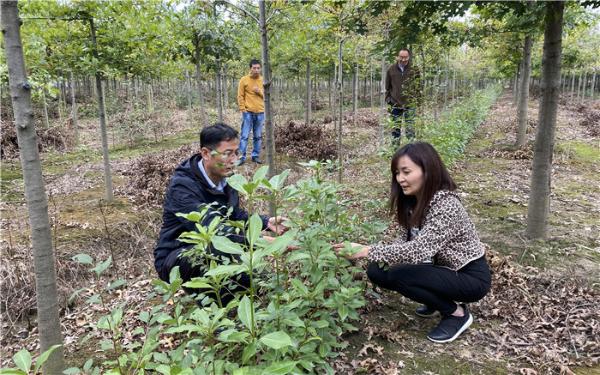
left=237, top=59, right=265, bottom=165
left=385, top=48, right=422, bottom=142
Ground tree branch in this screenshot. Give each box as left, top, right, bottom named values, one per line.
left=219, top=0, right=259, bottom=25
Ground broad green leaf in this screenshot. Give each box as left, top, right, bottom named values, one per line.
left=263, top=361, right=298, bottom=375
left=268, top=169, right=290, bottom=190
left=227, top=174, right=248, bottom=195
left=259, top=331, right=293, bottom=350
left=265, top=230, right=296, bottom=255
left=211, top=236, right=244, bottom=255
left=72, top=253, right=93, bottom=265
left=0, top=370, right=26, bottom=375
left=252, top=165, right=269, bottom=183
left=62, top=368, right=81, bottom=374
left=91, top=257, right=112, bottom=276
left=283, top=316, right=305, bottom=328
left=286, top=252, right=310, bottom=262
left=12, top=349, right=31, bottom=373
left=107, top=279, right=126, bottom=290
left=247, top=213, right=262, bottom=245
left=241, top=341, right=257, bottom=364
left=182, top=280, right=212, bottom=289
left=204, top=264, right=246, bottom=277
left=33, top=344, right=61, bottom=373
left=237, top=296, right=253, bottom=331
left=311, top=320, right=329, bottom=329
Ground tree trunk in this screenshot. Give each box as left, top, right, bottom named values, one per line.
left=337, top=39, right=344, bottom=183
left=526, top=1, right=564, bottom=240
left=70, top=71, right=79, bottom=146
left=513, top=64, right=520, bottom=103
left=185, top=70, right=192, bottom=110
left=569, top=74, right=575, bottom=99
left=216, top=59, right=223, bottom=122
left=1, top=3, right=66, bottom=373
left=41, top=89, right=50, bottom=128
left=590, top=71, right=596, bottom=99
left=195, top=46, right=207, bottom=126
left=146, top=82, right=154, bottom=112
left=379, top=52, right=386, bottom=144
left=223, top=64, right=229, bottom=110
left=305, top=61, right=311, bottom=125
left=352, top=62, right=358, bottom=117
left=369, top=58, right=374, bottom=109
left=90, top=18, right=114, bottom=202
left=259, top=0, right=276, bottom=214
left=516, top=35, right=533, bottom=148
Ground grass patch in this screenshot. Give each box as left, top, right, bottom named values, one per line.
left=556, top=141, right=600, bottom=165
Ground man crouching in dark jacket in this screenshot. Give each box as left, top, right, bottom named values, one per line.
left=154, top=122, right=286, bottom=304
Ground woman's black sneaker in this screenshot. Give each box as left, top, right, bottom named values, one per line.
left=415, top=305, right=437, bottom=318
left=427, top=305, right=473, bottom=343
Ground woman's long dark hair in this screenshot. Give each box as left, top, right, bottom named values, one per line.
left=390, top=142, right=456, bottom=229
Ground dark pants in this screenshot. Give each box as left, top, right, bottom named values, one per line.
left=390, top=106, right=416, bottom=141
left=367, top=256, right=491, bottom=316
left=160, top=247, right=250, bottom=306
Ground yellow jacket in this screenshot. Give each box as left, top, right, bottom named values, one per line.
left=237, top=74, right=264, bottom=113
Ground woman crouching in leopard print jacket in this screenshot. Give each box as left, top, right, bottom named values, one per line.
left=334, top=142, right=491, bottom=344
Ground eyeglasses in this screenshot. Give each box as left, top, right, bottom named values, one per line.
left=210, top=149, right=241, bottom=160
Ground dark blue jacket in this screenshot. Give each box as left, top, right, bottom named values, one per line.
left=154, top=154, right=268, bottom=276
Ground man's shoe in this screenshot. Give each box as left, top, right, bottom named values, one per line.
left=251, top=158, right=264, bottom=164
left=415, top=305, right=437, bottom=318
left=427, top=305, right=473, bottom=343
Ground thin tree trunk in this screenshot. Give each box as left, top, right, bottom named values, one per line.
left=513, top=64, right=520, bottom=103
left=379, top=51, right=386, bottom=144
left=579, top=72, right=587, bottom=102
left=223, top=64, right=229, bottom=110
left=569, top=74, right=575, bottom=99
left=516, top=35, right=533, bottom=148
left=370, top=58, right=374, bottom=109
left=526, top=1, right=564, bottom=240
left=337, top=39, right=344, bottom=183
left=305, top=61, right=311, bottom=125
left=1, top=3, right=66, bottom=373
left=185, top=70, right=192, bottom=110
left=352, top=62, right=358, bottom=117
left=590, top=71, right=596, bottom=99
left=216, top=59, right=223, bottom=122
left=90, top=18, right=114, bottom=202
left=259, top=0, right=276, bottom=215
left=146, top=82, right=154, bottom=112
left=195, top=46, right=207, bottom=126
left=70, top=71, right=79, bottom=146
left=42, top=89, right=50, bottom=128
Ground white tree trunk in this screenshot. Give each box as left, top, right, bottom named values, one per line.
left=1, top=2, right=66, bottom=373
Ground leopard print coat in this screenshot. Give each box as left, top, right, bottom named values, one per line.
left=368, top=190, right=485, bottom=271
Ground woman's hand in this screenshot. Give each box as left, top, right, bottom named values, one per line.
left=332, top=242, right=370, bottom=260
left=267, top=216, right=289, bottom=235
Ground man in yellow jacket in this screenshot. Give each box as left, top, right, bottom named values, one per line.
left=237, top=59, right=264, bottom=165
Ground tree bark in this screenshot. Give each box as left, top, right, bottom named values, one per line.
left=216, top=59, right=223, bottom=122
left=70, top=71, right=79, bottom=146
left=194, top=45, right=207, bottom=126
left=516, top=35, right=533, bottom=148
left=41, top=89, right=50, bottom=128
left=379, top=51, right=386, bottom=144
left=1, top=2, right=66, bottom=373
left=259, top=0, right=276, bottom=214
left=305, top=61, right=311, bottom=125
left=90, top=17, right=114, bottom=202
left=337, top=39, right=344, bottom=183
left=352, top=62, right=358, bottom=117
left=526, top=1, right=564, bottom=240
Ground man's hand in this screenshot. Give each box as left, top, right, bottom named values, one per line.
left=267, top=216, right=289, bottom=235
left=332, top=242, right=370, bottom=260
left=253, top=86, right=261, bottom=94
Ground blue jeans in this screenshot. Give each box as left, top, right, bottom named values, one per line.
left=390, top=107, right=416, bottom=141
left=239, top=112, right=264, bottom=160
